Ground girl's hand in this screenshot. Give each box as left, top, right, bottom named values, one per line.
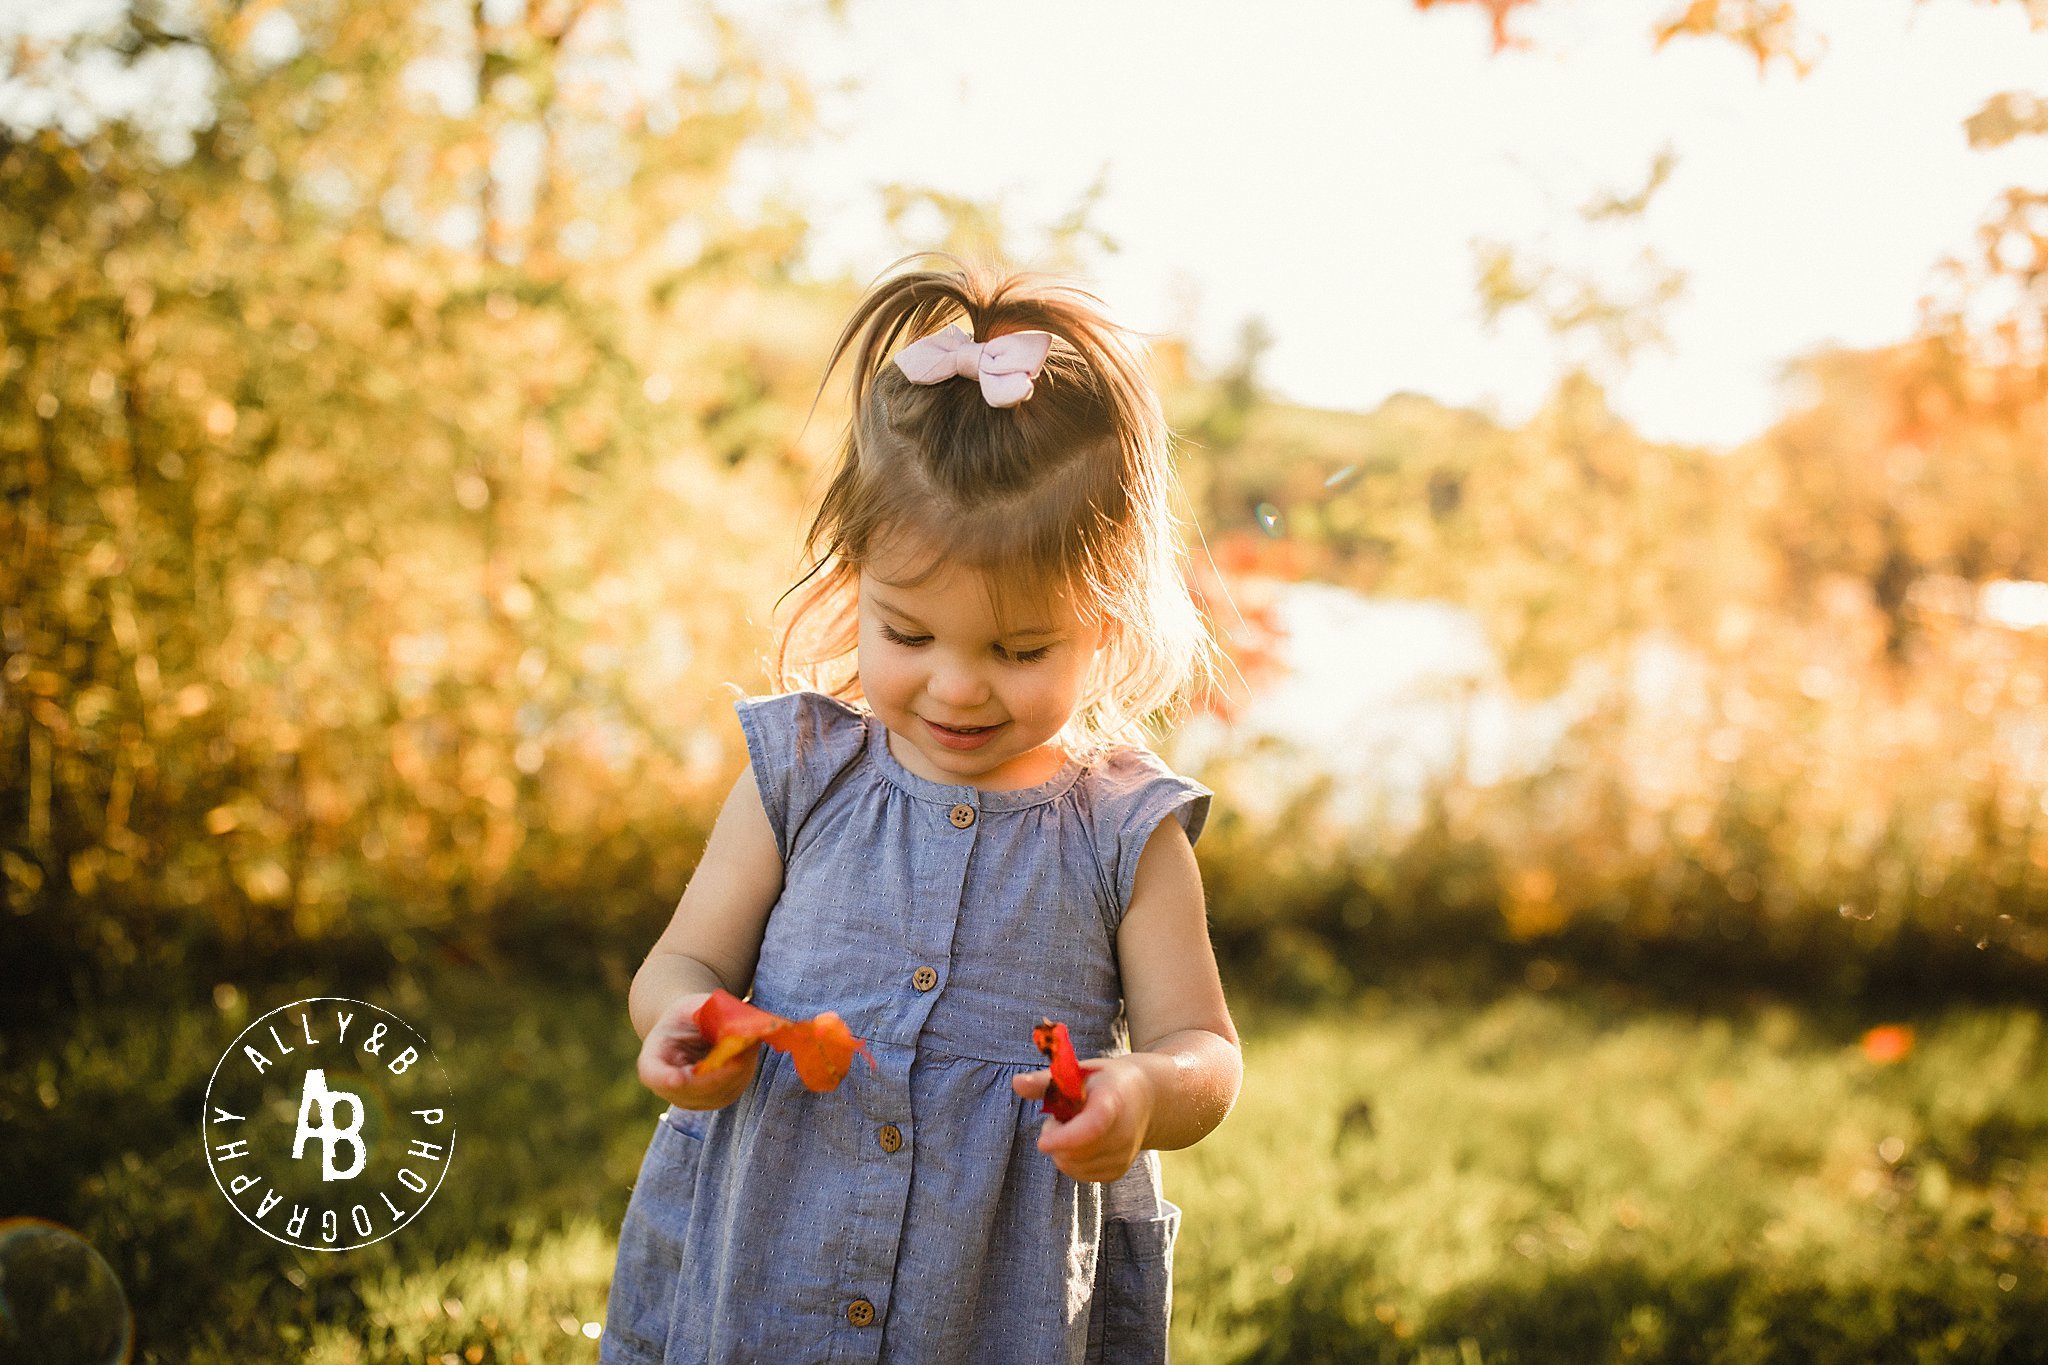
left=1012, top=1056, right=1156, bottom=1184
left=638, top=992, right=758, bottom=1110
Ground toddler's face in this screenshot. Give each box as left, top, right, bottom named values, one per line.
left=857, top=542, right=1106, bottom=791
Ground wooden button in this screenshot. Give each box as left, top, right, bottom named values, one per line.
left=877, top=1124, right=903, bottom=1153
left=948, top=803, right=976, bottom=828
left=846, top=1298, right=876, bottom=1328
left=912, top=965, right=938, bottom=992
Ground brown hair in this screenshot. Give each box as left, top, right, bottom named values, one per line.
left=770, top=252, right=1218, bottom=757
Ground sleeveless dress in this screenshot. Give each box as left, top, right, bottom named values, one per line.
left=601, top=690, right=1213, bottom=1365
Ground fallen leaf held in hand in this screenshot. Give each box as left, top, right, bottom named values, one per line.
left=1032, top=1018, right=1087, bottom=1122
left=693, top=988, right=876, bottom=1092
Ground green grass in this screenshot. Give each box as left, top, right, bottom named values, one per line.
left=2, top=963, right=650, bottom=1365
left=1166, top=988, right=2048, bottom=1363
left=4, top=966, right=2045, bottom=1363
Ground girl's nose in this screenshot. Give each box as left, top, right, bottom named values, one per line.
left=927, top=660, right=989, bottom=708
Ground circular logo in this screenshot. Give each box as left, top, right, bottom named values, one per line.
left=202, top=997, right=457, bottom=1251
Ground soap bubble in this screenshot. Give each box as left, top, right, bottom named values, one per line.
left=0, top=1218, right=133, bottom=1365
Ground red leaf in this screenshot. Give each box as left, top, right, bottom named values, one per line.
left=693, top=988, right=876, bottom=1093
left=1032, top=1018, right=1087, bottom=1122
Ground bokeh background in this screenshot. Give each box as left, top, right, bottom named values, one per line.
left=4, top=1, right=2048, bottom=1361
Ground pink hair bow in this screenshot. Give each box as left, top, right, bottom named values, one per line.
left=892, top=323, right=1054, bottom=408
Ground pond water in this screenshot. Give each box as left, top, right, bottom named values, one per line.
left=1165, top=578, right=1706, bottom=835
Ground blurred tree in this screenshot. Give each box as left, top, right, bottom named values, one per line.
left=1419, top=0, right=2048, bottom=670
left=1420, top=0, right=2048, bottom=366
left=0, top=0, right=838, bottom=1003
left=1472, top=148, right=1688, bottom=380
left=1743, top=337, right=2048, bottom=662
left=876, top=168, right=1118, bottom=275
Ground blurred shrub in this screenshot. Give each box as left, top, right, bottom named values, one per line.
left=8, top=2, right=2048, bottom=1017
left=1176, top=347, right=2048, bottom=1004
left=0, top=0, right=842, bottom=1010
left=1228, top=1248, right=2048, bottom=1364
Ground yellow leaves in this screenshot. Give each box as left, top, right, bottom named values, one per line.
left=1964, top=91, right=2048, bottom=151
left=1419, top=0, right=1822, bottom=72
left=236, top=859, right=292, bottom=905
left=1503, top=865, right=1569, bottom=941
left=1410, top=0, right=1539, bottom=53
left=1651, top=0, right=1821, bottom=77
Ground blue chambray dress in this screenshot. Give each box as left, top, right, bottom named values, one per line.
left=601, top=689, right=1212, bottom=1365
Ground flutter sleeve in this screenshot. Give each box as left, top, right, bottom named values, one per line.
left=731, top=690, right=869, bottom=865
left=1090, top=746, right=1214, bottom=928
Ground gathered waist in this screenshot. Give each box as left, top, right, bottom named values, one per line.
left=856, top=1030, right=1124, bottom=1071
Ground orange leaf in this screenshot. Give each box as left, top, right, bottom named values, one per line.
left=771, top=1010, right=874, bottom=1093
left=693, top=989, right=875, bottom=1092
left=1032, top=1018, right=1087, bottom=1122
left=1412, top=0, right=1537, bottom=53
left=1860, top=1024, right=1914, bottom=1066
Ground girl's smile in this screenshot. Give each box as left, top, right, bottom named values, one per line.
left=856, top=542, right=1107, bottom=791
left=923, top=717, right=1005, bottom=750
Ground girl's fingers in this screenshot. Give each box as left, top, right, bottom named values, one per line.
left=1037, top=1089, right=1119, bottom=1153
left=653, top=1028, right=711, bottom=1068
left=1049, top=1151, right=1122, bottom=1185
left=640, top=1058, right=689, bottom=1092
left=682, top=1053, right=748, bottom=1090
left=641, top=1031, right=753, bottom=1107
left=1012, top=1070, right=1049, bottom=1098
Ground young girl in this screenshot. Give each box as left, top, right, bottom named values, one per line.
left=602, top=255, right=1242, bottom=1365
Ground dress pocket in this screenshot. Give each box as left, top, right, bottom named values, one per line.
left=1087, top=1197, right=1181, bottom=1365
left=600, top=1109, right=708, bottom=1364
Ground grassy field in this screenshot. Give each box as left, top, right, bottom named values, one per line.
left=4, top=962, right=2045, bottom=1363
left=1168, top=986, right=2048, bottom=1362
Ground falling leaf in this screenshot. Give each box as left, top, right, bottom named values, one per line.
left=1032, top=1018, right=1087, bottom=1122
left=1860, top=1024, right=1914, bottom=1065
left=693, top=988, right=875, bottom=1092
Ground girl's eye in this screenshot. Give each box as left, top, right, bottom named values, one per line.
left=878, top=622, right=1049, bottom=662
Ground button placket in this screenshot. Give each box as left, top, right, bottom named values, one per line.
left=836, top=1046, right=908, bottom=1355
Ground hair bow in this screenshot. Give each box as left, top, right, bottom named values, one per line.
left=891, top=323, right=1054, bottom=408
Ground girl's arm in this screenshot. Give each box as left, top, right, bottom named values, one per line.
left=629, top=764, right=785, bottom=1108
left=1014, top=815, right=1243, bottom=1182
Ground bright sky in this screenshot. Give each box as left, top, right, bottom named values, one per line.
left=11, top=0, right=2046, bottom=449
left=722, top=0, right=2048, bottom=449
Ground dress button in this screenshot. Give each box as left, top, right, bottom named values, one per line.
left=948, top=803, right=976, bottom=828
left=877, top=1124, right=903, bottom=1153
left=847, top=1297, right=877, bottom=1328
left=912, top=965, right=938, bottom=992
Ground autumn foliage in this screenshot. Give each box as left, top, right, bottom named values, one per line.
left=1032, top=1018, right=1088, bottom=1122
left=694, top=989, right=874, bottom=1094
left=7, top=0, right=2048, bottom=1018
